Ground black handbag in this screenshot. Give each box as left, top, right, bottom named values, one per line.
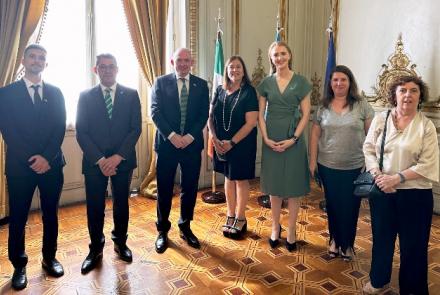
left=353, top=110, right=391, bottom=198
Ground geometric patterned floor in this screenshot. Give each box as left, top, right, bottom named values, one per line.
left=1, top=181, right=439, bottom=294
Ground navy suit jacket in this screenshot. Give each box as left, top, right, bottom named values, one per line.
left=0, top=79, right=66, bottom=176
left=76, top=84, right=141, bottom=175
left=151, top=73, right=209, bottom=154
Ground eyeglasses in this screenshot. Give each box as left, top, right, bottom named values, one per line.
left=97, top=64, right=117, bottom=71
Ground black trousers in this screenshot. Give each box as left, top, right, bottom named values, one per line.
left=156, top=149, right=201, bottom=232
left=369, top=189, right=433, bottom=295
left=84, top=170, right=133, bottom=253
left=318, top=164, right=362, bottom=252
left=7, top=169, right=64, bottom=268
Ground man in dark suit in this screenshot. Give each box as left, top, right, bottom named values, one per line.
left=0, top=44, right=66, bottom=290
left=151, top=48, right=209, bottom=253
left=76, top=53, right=141, bottom=274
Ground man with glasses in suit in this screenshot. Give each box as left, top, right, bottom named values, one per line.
left=76, top=53, right=141, bottom=274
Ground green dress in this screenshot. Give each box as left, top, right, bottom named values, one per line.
left=257, top=74, right=311, bottom=197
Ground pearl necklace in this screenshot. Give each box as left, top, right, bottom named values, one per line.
left=222, top=87, right=242, bottom=132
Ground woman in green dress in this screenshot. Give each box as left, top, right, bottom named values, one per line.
left=257, top=41, right=311, bottom=251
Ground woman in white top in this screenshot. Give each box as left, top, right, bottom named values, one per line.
left=362, top=76, right=439, bottom=295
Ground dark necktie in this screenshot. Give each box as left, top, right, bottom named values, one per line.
left=180, top=78, right=188, bottom=133
left=104, top=88, right=113, bottom=119
left=31, top=84, right=43, bottom=111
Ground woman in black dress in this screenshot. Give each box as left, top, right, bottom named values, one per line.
left=208, top=56, right=258, bottom=239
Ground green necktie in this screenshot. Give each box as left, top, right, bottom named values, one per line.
left=104, top=88, right=113, bottom=119
left=180, top=78, right=188, bottom=133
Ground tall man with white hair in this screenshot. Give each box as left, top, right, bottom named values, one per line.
left=151, top=48, right=209, bottom=253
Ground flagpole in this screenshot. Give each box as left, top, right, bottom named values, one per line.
left=319, top=9, right=337, bottom=213
left=202, top=8, right=226, bottom=204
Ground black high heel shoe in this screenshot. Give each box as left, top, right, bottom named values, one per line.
left=222, top=216, right=235, bottom=237
left=268, top=225, right=282, bottom=249
left=286, top=240, right=297, bottom=252
left=285, top=227, right=297, bottom=252
left=229, top=219, right=247, bottom=240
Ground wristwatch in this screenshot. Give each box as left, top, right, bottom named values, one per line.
left=397, top=172, right=406, bottom=183
left=230, top=140, right=236, bottom=147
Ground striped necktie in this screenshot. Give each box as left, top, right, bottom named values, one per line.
left=180, top=78, right=188, bottom=133
left=104, top=88, right=113, bottom=119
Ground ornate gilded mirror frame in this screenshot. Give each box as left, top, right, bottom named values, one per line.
left=363, top=34, right=440, bottom=110
left=362, top=34, right=419, bottom=107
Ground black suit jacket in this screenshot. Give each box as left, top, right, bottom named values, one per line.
left=0, top=79, right=66, bottom=176
left=76, top=84, right=141, bottom=175
left=151, top=73, right=209, bottom=154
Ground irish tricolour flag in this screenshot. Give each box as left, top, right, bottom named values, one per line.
left=212, top=30, right=224, bottom=98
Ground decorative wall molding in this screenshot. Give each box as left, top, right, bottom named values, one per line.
left=189, top=0, right=199, bottom=74
left=232, top=0, right=240, bottom=54
left=279, top=0, right=289, bottom=42
left=331, top=0, right=339, bottom=50
left=310, top=72, right=322, bottom=106
left=251, top=49, right=267, bottom=87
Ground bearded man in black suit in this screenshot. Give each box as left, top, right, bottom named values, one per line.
left=151, top=48, right=209, bottom=253
left=0, top=44, right=66, bottom=290
left=76, top=53, right=141, bottom=274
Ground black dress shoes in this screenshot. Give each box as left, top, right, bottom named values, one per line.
left=114, top=244, right=133, bottom=262
left=81, top=251, right=103, bottom=274
left=179, top=229, right=201, bottom=249
left=11, top=267, right=27, bottom=290
left=42, top=258, right=64, bottom=277
left=155, top=232, right=169, bottom=254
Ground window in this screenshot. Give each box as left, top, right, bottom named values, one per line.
left=39, top=0, right=139, bottom=126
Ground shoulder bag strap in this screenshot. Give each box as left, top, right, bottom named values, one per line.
left=378, top=109, right=392, bottom=171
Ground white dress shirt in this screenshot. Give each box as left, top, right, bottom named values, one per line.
left=23, top=77, right=43, bottom=104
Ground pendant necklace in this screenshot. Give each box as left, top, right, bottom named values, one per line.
left=222, top=87, right=242, bottom=131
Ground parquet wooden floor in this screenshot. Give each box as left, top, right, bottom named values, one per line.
left=0, top=181, right=439, bottom=294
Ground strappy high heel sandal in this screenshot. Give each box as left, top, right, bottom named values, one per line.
left=341, top=247, right=354, bottom=262
left=229, top=218, right=247, bottom=240
left=222, top=216, right=235, bottom=237
left=328, top=239, right=339, bottom=258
